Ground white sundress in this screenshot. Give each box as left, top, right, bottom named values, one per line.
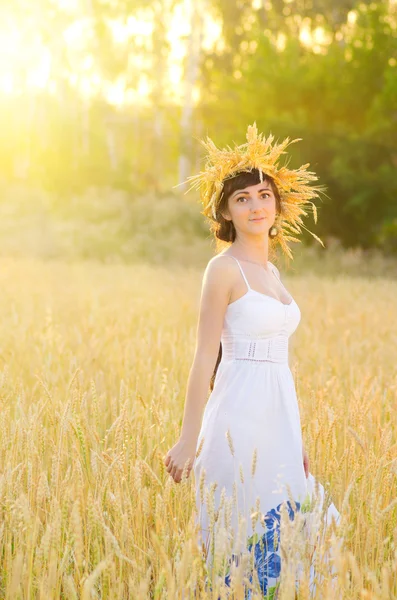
left=193, top=255, right=341, bottom=597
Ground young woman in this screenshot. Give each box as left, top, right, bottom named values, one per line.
left=164, top=125, right=340, bottom=597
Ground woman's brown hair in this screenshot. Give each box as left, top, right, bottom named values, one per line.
left=208, top=169, right=282, bottom=392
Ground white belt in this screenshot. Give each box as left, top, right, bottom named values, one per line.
left=222, top=335, right=289, bottom=364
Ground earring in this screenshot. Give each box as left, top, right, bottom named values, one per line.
left=269, top=214, right=280, bottom=238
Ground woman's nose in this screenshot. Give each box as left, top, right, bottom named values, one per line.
left=251, top=195, right=263, bottom=210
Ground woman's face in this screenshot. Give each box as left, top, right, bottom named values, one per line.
left=221, top=180, right=277, bottom=237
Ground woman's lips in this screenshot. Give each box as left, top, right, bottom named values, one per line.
left=250, top=217, right=265, bottom=221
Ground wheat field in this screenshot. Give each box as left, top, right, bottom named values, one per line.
left=0, top=256, right=396, bottom=599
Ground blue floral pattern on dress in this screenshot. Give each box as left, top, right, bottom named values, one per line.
left=214, top=499, right=301, bottom=599
left=247, top=499, right=300, bottom=598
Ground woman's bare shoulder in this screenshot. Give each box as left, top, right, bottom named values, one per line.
left=205, top=253, right=239, bottom=276
left=209, top=252, right=238, bottom=265
left=202, top=253, right=239, bottom=289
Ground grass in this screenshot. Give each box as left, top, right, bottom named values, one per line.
left=0, top=255, right=396, bottom=598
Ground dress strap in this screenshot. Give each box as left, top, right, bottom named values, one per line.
left=269, top=261, right=281, bottom=282
left=227, top=256, right=251, bottom=291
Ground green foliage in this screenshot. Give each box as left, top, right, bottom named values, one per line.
left=0, top=184, right=210, bottom=265
left=200, top=0, right=397, bottom=252
left=0, top=183, right=396, bottom=276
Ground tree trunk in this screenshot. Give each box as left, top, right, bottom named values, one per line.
left=178, top=0, right=205, bottom=189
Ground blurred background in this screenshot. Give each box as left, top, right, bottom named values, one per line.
left=0, top=0, right=396, bottom=273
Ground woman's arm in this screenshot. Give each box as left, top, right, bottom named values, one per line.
left=163, top=256, right=233, bottom=483
left=180, top=256, right=232, bottom=440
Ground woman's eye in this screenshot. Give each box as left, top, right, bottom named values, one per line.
left=236, top=193, right=270, bottom=202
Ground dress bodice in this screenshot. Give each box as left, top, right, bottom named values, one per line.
left=219, top=256, right=301, bottom=363
left=223, top=289, right=301, bottom=339
left=219, top=255, right=301, bottom=338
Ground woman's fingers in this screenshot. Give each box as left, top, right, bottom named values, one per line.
left=174, top=467, right=185, bottom=483
left=164, top=456, right=193, bottom=483
left=165, top=458, right=181, bottom=480
left=174, top=465, right=192, bottom=483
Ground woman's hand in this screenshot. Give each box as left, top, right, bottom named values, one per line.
left=163, top=437, right=197, bottom=484
left=302, top=445, right=309, bottom=478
